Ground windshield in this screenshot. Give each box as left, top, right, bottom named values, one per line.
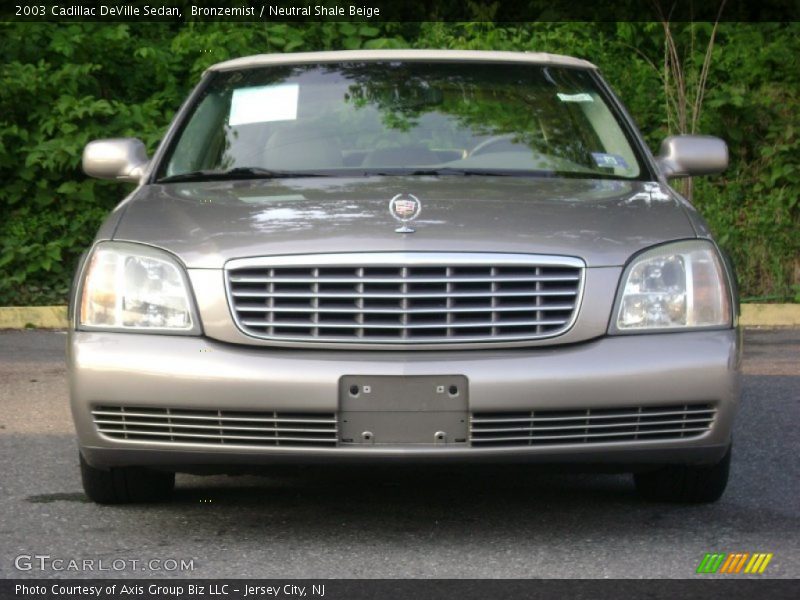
left=158, top=62, right=645, bottom=181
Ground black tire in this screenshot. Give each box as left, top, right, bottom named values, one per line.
left=80, top=452, right=175, bottom=504
left=634, top=445, right=731, bottom=503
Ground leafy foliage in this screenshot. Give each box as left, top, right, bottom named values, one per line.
left=1, top=21, right=797, bottom=305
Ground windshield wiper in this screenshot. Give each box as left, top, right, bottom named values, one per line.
left=550, top=171, right=633, bottom=181
left=362, top=168, right=564, bottom=178
left=408, top=168, right=522, bottom=177
left=360, top=167, right=634, bottom=181
left=157, top=167, right=331, bottom=183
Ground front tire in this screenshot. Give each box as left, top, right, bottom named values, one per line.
left=634, top=445, right=731, bottom=503
left=80, top=452, right=175, bottom=504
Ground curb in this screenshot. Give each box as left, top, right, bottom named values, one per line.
left=1, top=304, right=799, bottom=330
left=0, top=306, right=68, bottom=329
left=739, top=304, right=800, bottom=327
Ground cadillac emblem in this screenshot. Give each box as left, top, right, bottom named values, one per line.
left=389, top=193, right=422, bottom=233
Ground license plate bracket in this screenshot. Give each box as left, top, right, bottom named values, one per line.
left=338, top=375, right=468, bottom=446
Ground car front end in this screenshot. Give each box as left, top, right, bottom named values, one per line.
left=68, top=50, right=739, bottom=503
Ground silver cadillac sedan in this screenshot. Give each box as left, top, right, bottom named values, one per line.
left=69, top=50, right=739, bottom=504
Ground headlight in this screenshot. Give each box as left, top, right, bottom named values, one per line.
left=611, top=240, right=731, bottom=332
left=79, top=242, right=199, bottom=333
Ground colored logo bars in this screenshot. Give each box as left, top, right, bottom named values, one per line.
left=696, top=552, right=773, bottom=574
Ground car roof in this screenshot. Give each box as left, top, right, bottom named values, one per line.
left=204, top=49, right=597, bottom=75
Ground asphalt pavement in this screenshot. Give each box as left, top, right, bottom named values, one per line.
left=0, top=328, right=798, bottom=579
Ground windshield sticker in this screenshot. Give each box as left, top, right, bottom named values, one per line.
left=229, top=84, right=299, bottom=126
left=557, top=92, right=594, bottom=103
left=591, top=152, right=629, bottom=169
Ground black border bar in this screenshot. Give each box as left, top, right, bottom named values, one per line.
left=2, top=579, right=798, bottom=600
left=3, top=0, right=800, bottom=23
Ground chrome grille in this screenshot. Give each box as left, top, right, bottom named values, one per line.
left=226, top=253, right=583, bottom=344
left=92, top=406, right=337, bottom=447
left=470, top=404, right=716, bottom=447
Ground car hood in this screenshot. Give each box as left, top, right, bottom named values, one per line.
left=111, top=177, right=695, bottom=268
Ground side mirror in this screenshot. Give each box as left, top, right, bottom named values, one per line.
left=656, top=135, right=728, bottom=178
left=82, top=138, right=149, bottom=183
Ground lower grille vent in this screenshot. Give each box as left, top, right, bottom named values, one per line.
left=92, top=406, right=337, bottom=447
left=470, top=404, right=716, bottom=447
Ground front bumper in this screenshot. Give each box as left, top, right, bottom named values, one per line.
left=68, top=329, right=740, bottom=469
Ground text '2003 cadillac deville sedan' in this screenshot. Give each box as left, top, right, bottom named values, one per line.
left=70, top=50, right=739, bottom=504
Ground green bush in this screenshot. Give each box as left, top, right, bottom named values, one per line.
left=1, top=21, right=797, bottom=305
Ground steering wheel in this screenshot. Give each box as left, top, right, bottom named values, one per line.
left=468, top=133, right=518, bottom=157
